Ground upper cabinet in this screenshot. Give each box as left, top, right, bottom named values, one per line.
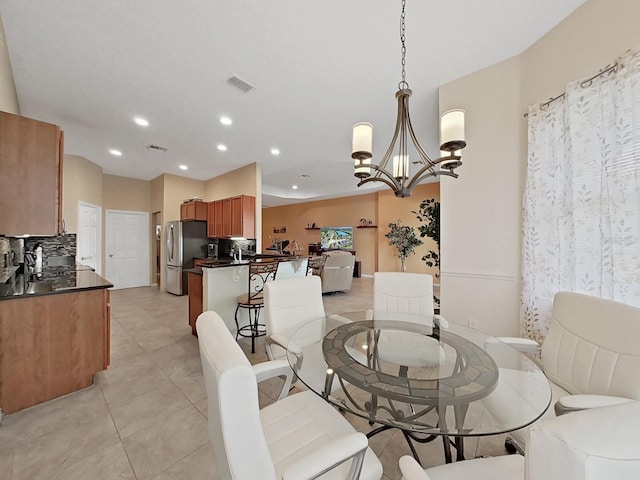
left=0, top=112, right=63, bottom=236
left=231, top=195, right=255, bottom=239
left=180, top=200, right=207, bottom=221
left=207, top=195, right=255, bottom=238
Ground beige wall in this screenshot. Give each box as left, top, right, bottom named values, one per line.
left=262, top=183, right=440, bottom=277
left=438, top=0, right=640, bottom=337
left=62, top=154, right=104, bottom=234
left=262, top=192, right=378, bottom=275
left=377, top=183, right=440, bottom=277
left=162, top=174, right=205, bottom=224
left=103, top=174, right=151, bottom=212
left=0, top=12, right=19, bottom=114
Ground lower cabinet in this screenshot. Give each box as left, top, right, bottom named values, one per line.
left=0, top=288, right=111, bottom=414
left=188, top=272, right=203, bottom=336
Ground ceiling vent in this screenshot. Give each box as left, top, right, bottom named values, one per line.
left=227, top=75, right=255, bottom=93
left=146, top=144, right=168, bottom=152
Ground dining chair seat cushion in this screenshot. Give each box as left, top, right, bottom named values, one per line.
left=399, top=454, right=524, bottom=480
left=237, top=292, right=264, bottom=306
left=262, top=389, right=382, bottom=480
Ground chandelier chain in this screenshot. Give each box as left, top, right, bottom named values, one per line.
left=399, top=0, right=408, bottom=90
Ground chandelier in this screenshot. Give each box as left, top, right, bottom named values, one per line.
left=351, top=0, right=467, bottom=198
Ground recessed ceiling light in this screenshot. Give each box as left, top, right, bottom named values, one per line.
left=109, top=149, right=122, bottom=156
left=217, top=144, right=227, bottom=151
left=292, top=185, right=298, bottom=190
left=220, top=116, right=232, bottom=126
left=271, top=148, right=280, bottom=155
left=134, top=117, right=149, bottom=127
left=179, top=165, right=188, bottom=170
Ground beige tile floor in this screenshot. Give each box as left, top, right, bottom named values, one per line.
left=0, top=277, right=509, bottom=480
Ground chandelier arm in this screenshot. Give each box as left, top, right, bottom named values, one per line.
left=405, top=112, right=437, bottom=168
left=357, top=173, right=401, bottom=191
left=405, top=167, right=459, bottom=192
left=374, top=91, right=407, bottom=176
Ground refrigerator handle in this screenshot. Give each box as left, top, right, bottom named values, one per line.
left=167, top=224, right=174, bottom=262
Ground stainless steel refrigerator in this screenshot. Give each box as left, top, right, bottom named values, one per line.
left=165, top=220, right=207, bottom=295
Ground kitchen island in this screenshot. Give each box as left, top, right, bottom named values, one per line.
left=0, top=266, right=113, bottom=414
left=187, top=257, right=308, bottom=335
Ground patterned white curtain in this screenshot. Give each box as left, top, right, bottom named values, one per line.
left=522, top=49, right=640, bottom=342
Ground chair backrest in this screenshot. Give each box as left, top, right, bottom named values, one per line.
left=542, top=292, right=640, bottom=399
left=264, top=275, right=325, bottom=359
left=196, top=311, right=276, bottom=480
left=306, top=255, right=327, bottom=276
left=373, top=272, right=434, bottom=316
left=526, top=401, right=640, bottom=480
left=321, top=251, right=356, bottom=293
left=246, top=259, right=280, bottom=300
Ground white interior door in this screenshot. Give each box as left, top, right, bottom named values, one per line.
left=105, top=210, right=149, bottom=289
left=77, top=201, right=102, bottom=274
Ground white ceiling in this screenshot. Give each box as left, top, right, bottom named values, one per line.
left=1, top=0, right=586, bottom=206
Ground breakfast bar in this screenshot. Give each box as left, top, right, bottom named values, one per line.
left=187, top=257, right=308, bottom=335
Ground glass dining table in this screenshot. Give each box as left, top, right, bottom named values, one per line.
left=286, top=311, right=551, bottom=464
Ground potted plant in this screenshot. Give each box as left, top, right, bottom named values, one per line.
left=385, top=220, right=423, bottom=272
left=413, top=199, right=440, bottom=274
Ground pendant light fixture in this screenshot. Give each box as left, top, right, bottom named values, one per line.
left=351, top=0, right=467, bottom=197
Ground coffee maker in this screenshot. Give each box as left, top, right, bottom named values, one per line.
left=207, top=243, right=218, bottom=260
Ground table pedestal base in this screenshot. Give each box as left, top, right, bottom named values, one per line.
left=366, top=425, right=465, bottom=465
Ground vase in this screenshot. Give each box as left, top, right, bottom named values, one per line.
left=400, top=254, right=407, bottom=272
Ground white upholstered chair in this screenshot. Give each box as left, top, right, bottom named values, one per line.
left=196, top=311, right=383, bottom=480
left=373, top=272, right=434, bottom=315
left=321, top=251, right=356, bottom=293
left=491, top=291, right=640, bottom=452
left=264, top=275, right=326, bottom=361
left=399, top=401, right=640, bottom=480
left=373, top=272, right=445, bottom=367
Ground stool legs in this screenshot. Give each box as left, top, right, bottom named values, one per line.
left=234, top=304, right=265, bottom=354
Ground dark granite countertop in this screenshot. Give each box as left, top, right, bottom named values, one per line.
left=0, top=265, right=113, bottom=301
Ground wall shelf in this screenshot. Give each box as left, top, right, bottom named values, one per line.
left=356, top=225, right=377, bottom=229
left=305, top=227, right=321, bottom=230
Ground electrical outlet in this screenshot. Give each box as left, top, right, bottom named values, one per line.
left=468, top=318, right=478, bottom=330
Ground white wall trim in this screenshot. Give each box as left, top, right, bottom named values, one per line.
left=440, top=270, right=517, bottom=282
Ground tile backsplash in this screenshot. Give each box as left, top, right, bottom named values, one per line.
left=0, top=234, right=78, bottom=267
left=0, top=237, right=9, bottom=268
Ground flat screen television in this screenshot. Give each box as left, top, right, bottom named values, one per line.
left=320, top=226, right=353, bottom=250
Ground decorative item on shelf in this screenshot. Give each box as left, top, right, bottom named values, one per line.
left=385, top=220, right=423, bottom=272
left=359, top=218, right=368, bottom=227
left=350, top=0, right=467, bottom=198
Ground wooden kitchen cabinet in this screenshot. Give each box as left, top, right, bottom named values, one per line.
left=206, top=195, right=255, bottom=238
left=0, top=112, right=64, bottom=236
left=207, top=200, right=224, bottom=237
left=231, top=195, right=255, bottom=238
left=180, top=200, right=207, bottom=221
left=221, top=198, right=233, bottom=236
left=0, top=288, right=111, bottom=414
left=188, top=271, right=203, bottom=335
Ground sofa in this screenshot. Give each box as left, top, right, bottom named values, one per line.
left=320, top=250, right=355, bottom=293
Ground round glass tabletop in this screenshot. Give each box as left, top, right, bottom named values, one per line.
left=286, top=311, right=551, bottom=438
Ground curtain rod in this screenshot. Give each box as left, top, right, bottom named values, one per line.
left=523, top=61, right=618, bottom=118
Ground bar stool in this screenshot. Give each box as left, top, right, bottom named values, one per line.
left=306, top=255, right=327, bottom=277
left=235, top=259, right=280, bottom=353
